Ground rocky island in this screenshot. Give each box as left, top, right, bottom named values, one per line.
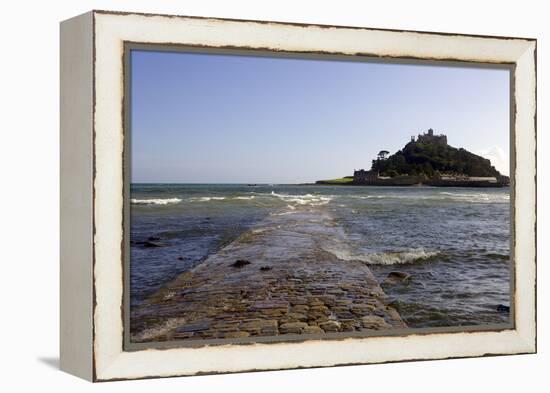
left=316, top=129, right=510, bottom=187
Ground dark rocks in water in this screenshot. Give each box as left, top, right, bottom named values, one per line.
left=388, top=271, right=411, bottom=280
left=134, top=241, right=165, bottom=248
left=177, top=256, right=186, bottom=261
left=486, top=253, right=509, bottom=261
left=158, top=230, right=181, bottom=239
left=382, top=271, right=411, bottom=285
left=143, top=241, right=164, bottom=248
left=147, top=236, right=161, bottom=241
left=232, top=259, right=251, bottom=268
left=260, top=266, right=272, bottom=271
left=496, top=304, right=510, bottom=313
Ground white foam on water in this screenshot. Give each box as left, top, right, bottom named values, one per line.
left=437, top=191, right=509, bottom=203
left=366, top=248, right=440, bottom=265
left=272, top=210, right=297, bottom=216
left=132, top=317, right=187, bottom=342
left=270, top=191, right=332, bottom=206
left=234, top=196, right=255, bottom=200
left=350, top=191, right=509, bottom=204
left=190, top=196, right=226, bottom=202
left=131, top=198, right=182, bottom=205
left=324, top=246, right=440, bottom=265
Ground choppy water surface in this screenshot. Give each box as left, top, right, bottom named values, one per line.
left=130, top=184, right=510, bottom=327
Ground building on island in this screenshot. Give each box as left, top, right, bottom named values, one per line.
left=353, top=169, right=379, bottom=183
left=353, top=169, right=423, bottom=185
left=411, top=128, right=447, bottom=145
left=428, top=171, right=510, bottom=187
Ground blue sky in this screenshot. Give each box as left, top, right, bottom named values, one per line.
left=131, top=50, right=510, bottom=183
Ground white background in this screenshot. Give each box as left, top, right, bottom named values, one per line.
left=0, top=0, right=546, bottom=391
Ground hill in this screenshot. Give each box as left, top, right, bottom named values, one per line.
left=371, top=132, right=502, bottom=178
left=314, top=129, right=508, bottom=187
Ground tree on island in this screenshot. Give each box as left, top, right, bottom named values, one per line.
left=377, top=150, right=390, bottom=160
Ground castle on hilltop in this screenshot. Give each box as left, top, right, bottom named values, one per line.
left=321, top=127, right=510, bottom=187
left=411, top=128, right=447, bottom=145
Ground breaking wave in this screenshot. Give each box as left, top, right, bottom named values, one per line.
left=190, top=196, right=226, bottom=202
left=351, top=192, right=508, bottom=204
left=188, top=195, right=257, bottom=202
left=437, top=192, right=509, bottom=203
left=131, top=198, right=182, bottom=205
left=366, top=248, right=440, bottom=265
left=131, top=317, right=187, bottom=342
left=325, top=246, right=440, bottom=265
left=271, top=210, right=297, bottom=216
left=270, top=191, right=332, bottom=206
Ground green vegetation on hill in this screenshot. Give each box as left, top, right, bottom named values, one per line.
left=315, top=177, right=354, bottom=185
left=372, top=141, right=501, bottom=178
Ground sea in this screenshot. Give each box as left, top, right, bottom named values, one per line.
left=130, top=184, right=511, bottom=328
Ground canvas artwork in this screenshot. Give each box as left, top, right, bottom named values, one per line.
left=126, top=48, right=512, bottom=346
left=60, top=11, right=536, bottom=380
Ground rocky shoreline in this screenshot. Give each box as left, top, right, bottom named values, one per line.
left=313, top=180, right=509, bottom=188
left=130, top=204, right=406, bottom=343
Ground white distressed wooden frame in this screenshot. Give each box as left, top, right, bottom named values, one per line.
left=60, top=10, right=536, bottom=382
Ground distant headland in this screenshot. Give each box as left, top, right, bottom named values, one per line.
left=315, top=129, right=510, bottom=187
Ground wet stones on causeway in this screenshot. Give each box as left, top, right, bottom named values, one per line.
left=260, top=266, right=272, bottom=271
left=232, top=259, right=251, bottom=268
left=130, top=205, right=407, bottom=343
left=279, top=322, right=308, bottom=334
left=132, top=276, right=405, bottom=342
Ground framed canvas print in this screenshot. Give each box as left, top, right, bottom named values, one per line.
left=60, top=10, right=537, bottom=382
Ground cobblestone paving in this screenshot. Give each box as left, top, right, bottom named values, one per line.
left=130, top=205, right=406, bottom=343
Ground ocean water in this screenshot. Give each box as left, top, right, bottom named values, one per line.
left=130, top=184, right=511, bottom=328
